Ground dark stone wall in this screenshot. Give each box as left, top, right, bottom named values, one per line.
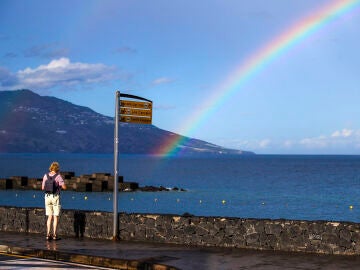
left=1, top=206, right=360, bottom=255
left=0, top=207, right=113, bottom=239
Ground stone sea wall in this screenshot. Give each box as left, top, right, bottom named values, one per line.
left=0, top=206, right=359, bottom=255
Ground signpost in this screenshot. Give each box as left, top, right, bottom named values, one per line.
left=113, top=91, right=153, bottom=240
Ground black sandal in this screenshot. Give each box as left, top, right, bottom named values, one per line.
left=52, top=235, right=60, bottom=241
left=46, top=234, right=52, bottom=240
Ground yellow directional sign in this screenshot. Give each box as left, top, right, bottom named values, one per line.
left=120, top=100, right=152, bottom=109
left=119, top=98, right=152, bottom=124
left=120, top=115, right=152, bottom=124
left=120, top=107, right=152, bottom=117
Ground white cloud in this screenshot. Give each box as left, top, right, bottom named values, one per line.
left=299, top=136, right=329, bottom=148
left=218, top=128, right=360, bottom=154
left=283, top=140, right=294, bottom=148
left=259, top=139, right=271, bottom=148
left=0, top=57, right=119, bottom=90
left=331, top=128, right=353, bottom=138
left=151, top=77, right=174, bottom=86
left=289, top=128, right=360, bottom=152
left=218, top=138, right=271, bottom=151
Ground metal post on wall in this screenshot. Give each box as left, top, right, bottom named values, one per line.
left=113, top=91, right=152, bottom=240
left=113, top=90, right=120, bottom=240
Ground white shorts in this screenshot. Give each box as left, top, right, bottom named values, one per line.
left=45, top=194, right=61, bottom=216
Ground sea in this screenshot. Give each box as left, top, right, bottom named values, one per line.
left=1, top=153, right=360, bottom=223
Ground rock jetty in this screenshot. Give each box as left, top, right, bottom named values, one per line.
left=0, top=172, right=186, bottom=192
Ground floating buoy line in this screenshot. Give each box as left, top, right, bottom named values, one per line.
left=7, top=192, right=358, bottom=213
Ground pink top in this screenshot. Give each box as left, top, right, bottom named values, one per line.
left=41, top=172, right=65, bottom=190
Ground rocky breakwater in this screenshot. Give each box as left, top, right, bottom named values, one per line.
left=0, top=172, right=186, bottom=193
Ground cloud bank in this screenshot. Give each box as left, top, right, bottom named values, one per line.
left=0, top=58, right=119, bottom=90
left=223, top=128, right=360, bottom=154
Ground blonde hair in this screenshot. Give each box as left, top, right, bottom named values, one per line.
left=49, top=162, right=60, bottom=173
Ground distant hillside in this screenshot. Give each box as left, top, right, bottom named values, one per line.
left=0, top=90, right=254, bottom=155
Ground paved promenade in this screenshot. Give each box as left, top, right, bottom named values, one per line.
left=1, top=231, right=360, bottom=269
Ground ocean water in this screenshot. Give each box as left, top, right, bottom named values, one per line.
left=1, top=153, right=360, bottom=222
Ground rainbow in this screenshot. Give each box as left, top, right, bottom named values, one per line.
left=156, top=0, right=360, bottom=156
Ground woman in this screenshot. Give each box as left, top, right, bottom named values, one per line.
left=41, top=161, right=67, bottom=240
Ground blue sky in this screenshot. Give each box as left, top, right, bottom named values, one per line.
left=1, top=0, right=360, bottom=154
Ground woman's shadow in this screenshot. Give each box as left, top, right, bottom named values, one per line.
left=73, top=211, right=86, bottom=238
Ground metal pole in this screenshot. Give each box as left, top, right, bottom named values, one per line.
left=113, top=90, right=120, bottom=240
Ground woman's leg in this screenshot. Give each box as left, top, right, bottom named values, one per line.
left=47, top=215, right=52, bottom=236
left=53, top=215, right=58, bottom=236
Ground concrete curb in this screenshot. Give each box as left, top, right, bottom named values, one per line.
left=0, top=244, right=179, bottom=270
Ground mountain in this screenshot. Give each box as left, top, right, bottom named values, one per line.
left=0, top=90, right=254, bottom=155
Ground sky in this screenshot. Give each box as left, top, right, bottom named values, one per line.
left=1, top=0, right=360, bottom=155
